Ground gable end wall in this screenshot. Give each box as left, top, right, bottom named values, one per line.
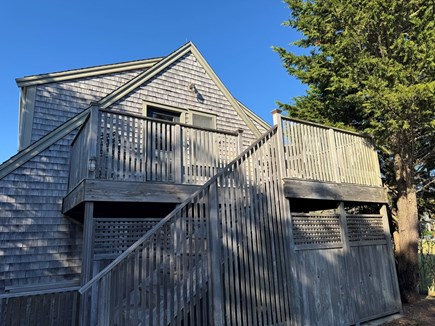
left=110, top=52, right=259, bottom=146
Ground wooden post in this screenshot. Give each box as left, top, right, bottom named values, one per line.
left=174, top=123, right=182, bottom=183
left=207, top=182, right=223, bottom=325
left=337, top=202, right=359, bottom=324
left=328, top=128, right=340, bottom=183
left=271, top=109, right=282, bottom=127
left=237, top=128, right=244, bottom=154
left=380, top=204, right=403, bottom=314
left=271, top=109, right=287, bottom=179
left=79, top=202, right=95, bottom=326
left=87, top=105, right=100, bottom=180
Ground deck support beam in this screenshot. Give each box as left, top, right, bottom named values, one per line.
left=79, top=202, right=95, bottom=326
left=208, top=182, right=223, bottom=325
left=283, top=179, right=388, bottom=203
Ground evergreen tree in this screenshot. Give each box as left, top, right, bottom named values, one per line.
left=275, top=0, right=435, bottom=302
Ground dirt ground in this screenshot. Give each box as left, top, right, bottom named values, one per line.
left=382, top=295, right=435, bottom=325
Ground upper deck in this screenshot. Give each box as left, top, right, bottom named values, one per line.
left=273, top=111, right=385, bottom=204
left=63, top=107, right=386, bottom=214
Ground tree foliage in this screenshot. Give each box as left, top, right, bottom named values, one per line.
left=275, top=0, right=435, bottom=302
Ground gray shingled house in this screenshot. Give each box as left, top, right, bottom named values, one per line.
left=0, top=42, right=402, bottom=325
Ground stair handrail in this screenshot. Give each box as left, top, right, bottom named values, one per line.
left=79, top=124, right=278, bottom=294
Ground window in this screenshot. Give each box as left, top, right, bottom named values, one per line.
left=143, top=101, right=216, bottom=129
left=191, top=112, right=216, bottom=129
left=147, top=106, right=181, bottom=122
left=143, top=101, right=186, bottom=123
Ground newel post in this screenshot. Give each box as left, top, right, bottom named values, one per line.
left=207, top=181, right=223, bottom=325
left=87, top=105, right=100, bottom=179
left=271, top=109, right=287, bottom=178
left=237, top=128, right=244, bottom=154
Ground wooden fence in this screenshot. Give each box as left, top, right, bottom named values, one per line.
left=0, top=287, right=79, bottom=325
left=278, top=115, right=382, bottom=186
left=68, top=107, right=240, bottom=191
left=289, top=208, right=401, bottom=324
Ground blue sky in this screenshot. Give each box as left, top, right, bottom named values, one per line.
left=0, top=0, right=306, bottom=164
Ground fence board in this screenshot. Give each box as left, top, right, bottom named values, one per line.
left=280, top=116, right=381, bottom=186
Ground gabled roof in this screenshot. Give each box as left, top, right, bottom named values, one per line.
left=1, top=42, right=269, bottom=180
left=16, top=57, right=163, bottom=87
left=97, top=42, right=263, bottom=137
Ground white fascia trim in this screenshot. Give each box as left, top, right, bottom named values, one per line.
left=236, top=100, right=271, bottom=131
left=16, top=58, right=163, bottom=87
left=98, top=43, right=193, bottom=109
left=189, top=44, right=262, bottom=137
left=0, top=109, right=89, bottom=180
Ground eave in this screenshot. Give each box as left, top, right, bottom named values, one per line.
left=16, top=57, right=163, bottom=87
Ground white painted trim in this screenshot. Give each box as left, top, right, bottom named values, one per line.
left=189, top=109, right=217, bottom=129
left=16, top=58, right=162, bottom=87
left=143, top=100, right=187, bottom=123
left=189, top=44, right=262, bottom=137
left=236, top=100, right=271, bottom=131
left=98, top=43, right=192, bottom=109
left=0, top=109, right=89, bottom=180
left=18, top=86, right=36, bottom=150
left=96, top=41, right=262, bottom=137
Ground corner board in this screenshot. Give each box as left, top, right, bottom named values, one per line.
left=283, top=178, right=388, bottom=203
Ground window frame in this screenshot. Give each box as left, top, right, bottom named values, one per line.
left=142, top=101, right=217, bottom=130
left=143, top=101, right=186, bottom=123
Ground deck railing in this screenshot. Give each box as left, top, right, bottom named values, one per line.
left=0, top=286, right=79, bottom=325
left=273, top=112, right=382, bottom=186
left=78, top=126, right=294, bottom=325
left=68, top=107, right=240, bottom=191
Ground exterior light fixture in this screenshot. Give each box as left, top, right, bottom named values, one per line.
left=188, top=83, right=198, bottom=94
left=88, top=157, right=97, bottom=172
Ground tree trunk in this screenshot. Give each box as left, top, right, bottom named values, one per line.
left=394, top=153, right=420, bottom=303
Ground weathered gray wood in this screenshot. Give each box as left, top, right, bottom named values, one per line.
left=207, top=182, right=223, bottom=326
left=79, top=202, right=94, bottom=326
left=280, top=115, right=382, bottom=187
left=0, top=287, right=79, bottom=326
left=338, top=202, right=359, bottom=324
left=380, top=204, right=403, bottom=315
left=63, top=179, right=202, bottom=213
left=283, top=178, right=388, bottom=203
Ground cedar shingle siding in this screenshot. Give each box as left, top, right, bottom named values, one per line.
left=0, top=138, right=81, bottom=290
left=110, top=53, right=260, bottom=146
left=0, top=48, right=267, bottom=292
left=31, top=70, right=144, bottom=143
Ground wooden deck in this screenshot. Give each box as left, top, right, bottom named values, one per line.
left=74, top=124, right=400, bottom=326
left=65, top=108, right=385, bottom=214
left=68, top=107, right=241, bottom=190
left=0, top=111, right=398, bottom=325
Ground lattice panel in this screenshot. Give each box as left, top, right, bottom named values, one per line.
left=347, top=214, right=385, bottom=243
left=94, top=218, right=161, bottom=258
left=292, top=213, right=342, bottom=248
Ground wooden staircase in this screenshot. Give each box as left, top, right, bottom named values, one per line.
left=78, top=125, right=294, bottom=325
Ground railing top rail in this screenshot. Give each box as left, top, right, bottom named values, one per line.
left=99, top=108, right=239, bottom=136
left=280, top=115, right=372, bottom=139
left=79, top=125, right=278, bottom=294
left=69, top=109, right=91, bottom=147
left=0, top=286, right=80, bottom=299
